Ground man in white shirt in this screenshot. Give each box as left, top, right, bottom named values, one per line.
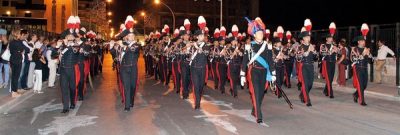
left=46, top=41, right=60, bottom=88
left=375, top=40, right=395, bottom=84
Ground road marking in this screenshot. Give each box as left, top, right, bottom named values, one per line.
left=203, top=95, right=269, bottom=127
left=186, top=95, right=238, bottom=134
left=164, top=112, right=186, bottom=135
left=38, top=101, right=98, bottom=135
left=31, top=99, right=63, bottom=124
left=2, top=91, right=35, bottom=114
left=137, top=92, right=148, bottom=107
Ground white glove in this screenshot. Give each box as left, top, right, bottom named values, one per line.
left=241, top=77, right=246, bottom=86
left=271, top=76, right=276, bottom=82
left=240, top=70, right=246, bottom=86
left=267, top=43, right=273, bottom=50
left=271, top=71, right=276, bottom=82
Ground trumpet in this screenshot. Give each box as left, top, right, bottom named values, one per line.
left=273, top=46, right=285, bottom=63
left=295, top=46, right=304, bottom=62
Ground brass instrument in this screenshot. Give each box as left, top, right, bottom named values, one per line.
left=273, top=46, right=285, bottom=63
left=295, top=46, right=304, bottom=62
left=350, top=47, right=372, bottom=65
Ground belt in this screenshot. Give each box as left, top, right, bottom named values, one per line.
left=377, top=59, right=386, bottom=61
left=249, top=65, right=265, bottom=70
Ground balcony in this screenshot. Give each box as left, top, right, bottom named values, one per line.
left=15, top=3, right=46, bottom=10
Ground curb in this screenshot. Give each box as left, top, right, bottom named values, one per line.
left=313, top=82, right=400, bottom=102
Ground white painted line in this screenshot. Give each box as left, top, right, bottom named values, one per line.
left=38, top=101, right=98, bottom=135
left=137, top=93, right=148, bottom=106
left=31, top=99, right=63, bottom=124
left=2, top=90, right=35, bottom=114
left=164, top=112, right=186, bottom=135
left=186, top=96, right=238, bottom=134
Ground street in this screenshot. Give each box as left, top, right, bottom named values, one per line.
left=0, top=53, right=399, bottom=135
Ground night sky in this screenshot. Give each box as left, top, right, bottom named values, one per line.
left=109, top=0, right=400, bottom=31
left=260, top=0, right=400, bottom=31
left=109, top=0, right=142, bottom=30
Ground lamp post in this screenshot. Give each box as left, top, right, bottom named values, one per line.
left=154, top=0, right=175, bottom=31
left=219, top=0, right=223, bottom=27
left=141, top=11, right=146, bottom=35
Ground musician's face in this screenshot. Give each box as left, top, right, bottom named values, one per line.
left=197, top=34, right=205, bottom=42
left=275, top=42, right=282, bottom=47
left=254, top=31, right=264, bottom=41
left=326, top=37, right=333, bottom=43
left=66, top=34, right=75, bottom=41
left=303, top=36, right=310, bottom=44
left=219, top=40, right=225, bottom=45
left=213, top=41, right=219, bottom=46
left=126, top=33, right=135, bottom=41
left=231, top=40, right=238, bottom=46
left=358, top=40, right=365, bottom=46
left=183, top=34, right=189, bottom=41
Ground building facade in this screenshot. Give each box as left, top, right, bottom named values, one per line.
left=0, top=0, right=47, bottom=33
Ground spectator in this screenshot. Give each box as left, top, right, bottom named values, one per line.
left=375, top=40, right=395, bottom=84
left=42, top=37, right=53, bottom=82
left=0, top=29, right=10, bottom=88
left=32, top=49, right=46, bottom=93
left=46, top=40, right=59, bottom=88
left=9, top=29, right=29, bottom=97
left=27, top=34, right=38, bottom=88
left=337, top=39, right=348, bottom=86
left=19, top=31, right=32, bottom=90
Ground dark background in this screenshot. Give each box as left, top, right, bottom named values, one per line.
left=109, top=0, right=400, bottom=31
left=260, top=0, right=400, bottom=30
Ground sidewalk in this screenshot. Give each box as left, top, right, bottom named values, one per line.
left=313, top=77, right=400, bottom=101
left=0, top=81, right=50, bottom=112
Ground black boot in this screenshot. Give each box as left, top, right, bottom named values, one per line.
left=61, top=109, right=69, bottom=113
left=124, top=108, right=131, bottom=112
left=361, top=102, right=367, bottom=106
left=299, top=95, right=305, bottom=103
left=353, top=93, right=358, bottom=103
left=257, top=119, right=263, bottom=124
left=70, top=104, right=75, bottom=109
left=297, top=83, right=301, bottom=91
left=194, top=105, right=200, bottom=110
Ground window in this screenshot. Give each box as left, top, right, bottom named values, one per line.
left=228, top=8, right=235, bottom=16
left=10, top=1, right=17, bottom=7
left=25, top=13, right=32, bottom=17
left=2, top=1, right=9, bottom=6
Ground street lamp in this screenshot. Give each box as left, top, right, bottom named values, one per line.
left=6, top=11, right=11, bottom=16
left=219, top=0, right=223, bottom=27
left=141, top=11, right=146, bottom=35
left=154, top=0, right=175, bottom=31
left=106, top=0, right=112, bottom=3
left=107, top=11, right=112, bottom=16
left=108, top=20, right=112, bottom=23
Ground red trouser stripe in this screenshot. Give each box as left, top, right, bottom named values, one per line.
left=298, top=63, right=308, bottom=104
left=247, top=66, right=259, bottom=119
left=352, top=65, right=362, bottom=104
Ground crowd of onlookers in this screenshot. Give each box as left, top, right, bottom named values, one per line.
left=0, top=28, right=61, bottom=98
